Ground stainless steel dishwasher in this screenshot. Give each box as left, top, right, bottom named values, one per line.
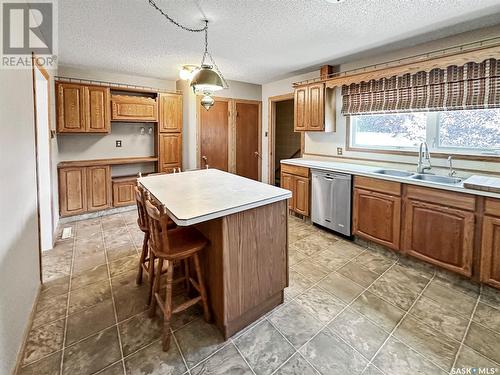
left=311, top=169, right=352, bottom=236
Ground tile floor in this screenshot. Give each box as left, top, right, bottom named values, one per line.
left=17, top=211, right=500, bottom=375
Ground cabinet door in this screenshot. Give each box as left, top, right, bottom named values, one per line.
left=480, top=216, right=500, bottom=288
left=294, top=87, right=308, bottom=131
left=353, top=188, right=401, bottom=250
left=280, top=172, right=294, bottom=210
left=57, top=83, right=85, bottom=132
left=85, top=86, right=110, bottom=133
left=113, top=180, right=136, bottom=207
left=159, top=93, right=182, bottom=132
left=59, top=167, right=87, bottom=216
left=159, top=133, right=182, bottom=172
left=402, top=199, right=474, bottom=277
left=111, top=95, right=158, bottom=122
left=86, top=166, right=111, bottom=212
left=308, top=83, right=325, bottom=131
left=294, top=176, right=310, bottom=216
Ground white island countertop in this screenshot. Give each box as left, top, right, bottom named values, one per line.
left=138, top=169, right=291, bottom=226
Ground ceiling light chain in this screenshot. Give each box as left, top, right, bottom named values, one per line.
left=147, top=0, right=228, bottom=110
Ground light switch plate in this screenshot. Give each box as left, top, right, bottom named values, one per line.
left=116, top=140, right=122, bottom=147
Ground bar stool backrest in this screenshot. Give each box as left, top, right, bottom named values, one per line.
left=134, top=186, right=149, bottom=232
left=144, top=199, right=171, bottom=256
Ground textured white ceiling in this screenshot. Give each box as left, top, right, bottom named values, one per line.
left=58, top=0, right=500, bottom=84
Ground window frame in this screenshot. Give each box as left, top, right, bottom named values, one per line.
left=347, top=110, right=500, bottom=159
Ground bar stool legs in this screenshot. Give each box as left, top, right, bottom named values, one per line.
left=162, top=265, right=174, bottom=351
left=136, top=232, right=149, bottom=285
left=193, top=253, right=211, bottom=323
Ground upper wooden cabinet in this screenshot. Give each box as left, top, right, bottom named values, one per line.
left=481, top=198, right=500, bottom=288
left=294, top=83, right=335, bottom=132
left=111, top=95, right=158, bottom=122
left=159, top=93, right=182, bottom=132
left=86, top=86, right=110, bottom=132
left=57, top=82, right=110, bottom=133
left=353, top=177, right=402, bottom=250
left=280, top=164, right=310, bottom=217
left=158, top=133, right=182, bottom=173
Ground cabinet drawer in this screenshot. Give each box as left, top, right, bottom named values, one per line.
left=405, top=185, right=476, bottom=211
left=485, top=198, right=500, bottom=217
left=281, top=164, right=309, bottom=178
left=354, top=176, right=401, bottom=196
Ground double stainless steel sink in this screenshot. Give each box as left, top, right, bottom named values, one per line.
left=372, top=169, right=463, bottom=185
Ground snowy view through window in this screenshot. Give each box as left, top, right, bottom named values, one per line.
left=350, top=109, right=500, bottom=153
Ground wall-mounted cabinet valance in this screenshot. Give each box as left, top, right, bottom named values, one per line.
left=341, top=58, right=500, bottom=115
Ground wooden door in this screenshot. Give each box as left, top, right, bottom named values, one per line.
left=481, top=215, right=500, bottom=288
left=111, top=95, right=158, bottom=122
left=159, top=93, right=182, bottom=132
left=57, top=83, right=85, bottom=132
left=159, top=133, right=182, bottom=172
left=353, top=188, right=401, bottom=250
left=308, top=83, right=325, bottom=131
left=294, top=176, right=310, bottom=216
left=85, top=86, right=110, bottom=133
left=235, top=102, right=260, bottom=180
left=199, top=100, right=229, bottom=171
left=294, top=86, right=307, bottom=131
left=59, top=167, right=87, bottom=216
left=280, top=172, right=294, bottom=210
left=86, top=166, right=111, bottom=212
left=402, top=199, right=474, bottom=277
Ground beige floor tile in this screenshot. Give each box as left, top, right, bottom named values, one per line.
left=316, top=272, right=364, bottom=303
left=66, top=300, right=116, bottom=345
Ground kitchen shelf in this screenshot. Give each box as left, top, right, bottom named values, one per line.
left=58, top=156, right=158, bottom=168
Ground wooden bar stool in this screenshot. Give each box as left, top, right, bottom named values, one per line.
left=134, top=185, right=176, bottom=304
left=145, top=199, right=211, bottom=351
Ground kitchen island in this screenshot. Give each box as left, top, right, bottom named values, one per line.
left=138, top=169, right=291, bottom=338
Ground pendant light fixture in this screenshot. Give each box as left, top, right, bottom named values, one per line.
left=148, top=0, right=228, bottom=110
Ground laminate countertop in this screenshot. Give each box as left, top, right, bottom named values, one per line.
left=138, top=169, right=291, bottom=226
left=281, top=158, right=500, bottom=199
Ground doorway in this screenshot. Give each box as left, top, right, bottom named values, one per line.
left=268, top=94, right=302, bottom=186
left=32, top=59, right=54, bottom=252
left=197, top=97, right=262, bottom=180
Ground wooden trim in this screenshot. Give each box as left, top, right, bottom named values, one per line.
left=58, top=156, right=158, bottom=168
left=267, top=93, right=295, bottom=184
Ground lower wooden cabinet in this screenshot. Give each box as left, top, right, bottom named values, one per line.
left=481, top=199, right=500, bottom=288
left=353, top=177, right=402, bottom=250
left=59, top=166, right=111, bottom=217
left=86, top=166, right=112, bottom=212
left=353, top=187, right=401, bottom=250
left=280, top=164, right=310, bottom=216
left=112, top=176, right=137, bottom=207
left=158, top=133, right=182, bottom=173
left=59, top=167, right=87, bottom=216
left=402, top=197, right=475, bottom=277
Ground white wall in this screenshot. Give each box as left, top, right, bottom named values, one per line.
left=262, top=26, right=500, bottom=182
left=0, top=69, right=41, bottom=374
left=178, top=78, right=262, bottom=170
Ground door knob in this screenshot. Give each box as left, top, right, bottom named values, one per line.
left=254, top=151, right=261, bottom=159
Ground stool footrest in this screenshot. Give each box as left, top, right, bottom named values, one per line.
left=189, top=277, right=201, bottom=293
left=172, top=296, right=202, bottom=314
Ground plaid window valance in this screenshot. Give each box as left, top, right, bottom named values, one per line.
left=341, top=58, right=500, bottom=115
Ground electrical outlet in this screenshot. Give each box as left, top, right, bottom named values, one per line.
left=116, top=140, right=122, bottom=147
left=337, top=147, right=343, bottom=155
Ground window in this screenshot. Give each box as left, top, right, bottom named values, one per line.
left=350, top=108, right=500, bottom=155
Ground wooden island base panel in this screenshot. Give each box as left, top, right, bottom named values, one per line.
left=195, top=200, right=288, bottom=338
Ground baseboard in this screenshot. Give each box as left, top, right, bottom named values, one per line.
left=12, top=283, right=42, bottom=375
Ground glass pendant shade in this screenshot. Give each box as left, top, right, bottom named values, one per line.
left=200, top=94, right=215, bottom=110
left=190, top=64, right=224, bottom=93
